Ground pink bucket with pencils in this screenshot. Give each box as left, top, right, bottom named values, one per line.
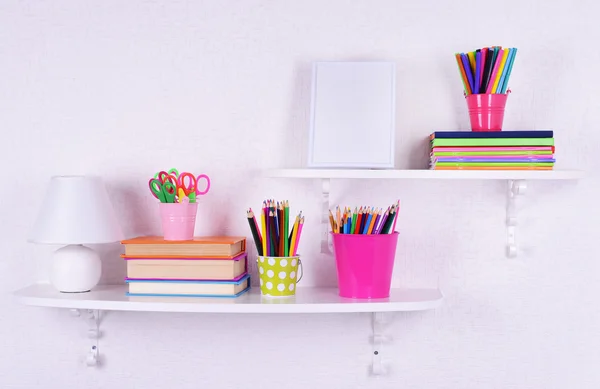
left=331, top=232, right=399, bottom=299
left=466, top=93, right=508, bottom=131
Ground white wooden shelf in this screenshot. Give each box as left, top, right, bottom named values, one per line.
left=14, top=284, right=443, bottom=314
left=266, top=168, right=583, bottom=257
left=265, top=168, right=583, bottom=180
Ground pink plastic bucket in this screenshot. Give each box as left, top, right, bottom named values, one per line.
left=331, top=232, right=398, bottom=299
left=159, top=203, right=198, bottom=241
left=466, top=93, right=508, bottom=131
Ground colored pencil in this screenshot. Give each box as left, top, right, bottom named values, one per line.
left=355, top=208, right=363, bottom=234
left=467, top=51, right=476, bottom=75
left=350, top=208, right=357, bottom=234
left=391, top=201, right=399, bottom=233
left=479, top=48, right=487, bottom=93
left=261, top=206, right=267, bottom=256
left=500, top=48, right=517, bottom=94
left=372, top=211, right=382, bottom=234
left=486, top=48, right=504, bottom=94
left=284, top=201, right=289, bottom=256
left=381, top=207, right=395, bottom=234
left=474, top=50, right=481, bottom=94
left=292, top=217, right=304, bottom=256
left=496, top=48, right=513, bottom=94
left=269, top=210, right=279, bottom=255
left=328, top=210, right=335, bottom=233
left=481, top=47, right=494, bottom=92
left=247, top=210, right=263, bottom=256
left=461, top=53, right=475, bottom=94
left=367, top=209, right=378, bottom=234
left=377, top=209, right=389, bottom=234
left=264, top=204, right=271, bottom=256
left=455, top=53, right=471, bottom=95
left=362, top=212, right=373, bottom=234
left=492, top=48, right=509, bottom=93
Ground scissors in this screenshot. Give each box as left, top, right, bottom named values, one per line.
left=154, top=169, right=179, bottom=184
left=148, top=178, right=176, bottom=203
left=178, top=172, right=211, bottom=196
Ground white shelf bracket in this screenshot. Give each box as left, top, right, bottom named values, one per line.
left=70, top=309, right=102, bottom=367
left=371, top=312, right=393, bottom=376
left=321, top=178, right=333, bottom=254
left=506, top=180, right=526, bottom=258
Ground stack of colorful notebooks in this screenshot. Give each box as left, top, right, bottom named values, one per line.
left=121, top=236, right=250, bottom=298
left=429, top=130, right=555, bottom=170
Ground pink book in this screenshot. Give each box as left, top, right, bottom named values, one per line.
left=432, top=146, right=554, bottom=153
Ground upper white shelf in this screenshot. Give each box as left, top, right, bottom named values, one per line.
left=265, top=169, right=583, bottom=180
left=14, top=284, right=442, bottom=314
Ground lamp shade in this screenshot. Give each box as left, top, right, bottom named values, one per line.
left=30, top=176, right=123, bottom=244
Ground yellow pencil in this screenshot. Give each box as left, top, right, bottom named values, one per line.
left=261, top=208, right=267, bottom=257
left=492, top=49, right=510, bottom=93
left=328, top=210, right=335, bottom=232
left=336, top=206, right=341, bottom=233
left=289, top=215, right=300, bottom=256
left=467, top=51, right=476, bottom=76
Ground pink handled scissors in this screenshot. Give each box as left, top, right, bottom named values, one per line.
left=194, top=174, right=210, bottom=195
left=178, top=172, right=210, bottom=196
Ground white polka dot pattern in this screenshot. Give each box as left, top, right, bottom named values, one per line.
left=258, top=256, right=301, bottom=297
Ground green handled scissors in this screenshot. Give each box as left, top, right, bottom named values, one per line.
left=149, top=178, right=176, bottom=203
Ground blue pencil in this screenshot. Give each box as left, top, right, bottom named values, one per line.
left=346, top=216, right=352, bottom=234
left=497, top=48, right=514, bottom=94
left=474, top=51, right=481, bottom=94
left=461, top=54, right=475, bottom=94
left=362, top=213, right=373, bottom=234
left=500, top=48, right=518, bottom=94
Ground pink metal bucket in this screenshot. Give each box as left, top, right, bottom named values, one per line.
left=466, top=93, right=508, bottom=131
left=159, top=203, right=198, bottom=241
left=331, top=232, right=398, bottom=299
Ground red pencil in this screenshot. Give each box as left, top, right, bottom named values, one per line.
left=354, top=207, right=363, bottom=234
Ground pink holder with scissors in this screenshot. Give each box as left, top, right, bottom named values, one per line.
left=150, top=169, right=210, bottom=240
left=159, top=203, right=198, bottom=240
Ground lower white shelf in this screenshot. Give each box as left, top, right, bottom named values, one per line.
left=14, top=284, right=443, bottom=313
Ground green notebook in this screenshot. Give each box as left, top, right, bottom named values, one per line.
left=431, top=138, right=554, bottom=147
left=431, top=150, right=553, bottom=156
left=434, top=162, right=555, bottom=167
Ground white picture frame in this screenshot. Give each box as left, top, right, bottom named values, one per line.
left=308, top=61, right=396, bottom=169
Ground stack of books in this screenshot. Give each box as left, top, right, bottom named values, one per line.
left=429, top=130, right=555, bottom=170
left=121, top=236, right=250, bottom=298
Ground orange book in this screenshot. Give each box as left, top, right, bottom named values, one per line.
left=121, top=236, right=246, bottom=257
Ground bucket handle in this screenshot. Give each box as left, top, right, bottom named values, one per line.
left=296, top=259, right=303, bottom=283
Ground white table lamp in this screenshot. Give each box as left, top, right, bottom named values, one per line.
left=30, top=176, right=123, bottom=293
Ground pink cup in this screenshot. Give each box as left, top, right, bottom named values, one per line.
left=159, top=203, right=198, bottom=241
left=331, top=232, right=398, bottom=299
left=466, top=93, right=508, bottom=131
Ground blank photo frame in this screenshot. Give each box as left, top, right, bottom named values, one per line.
left=308, top=61, right=396, bottom=168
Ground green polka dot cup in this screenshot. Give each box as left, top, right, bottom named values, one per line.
left=257, top=256, right=303, bottom=297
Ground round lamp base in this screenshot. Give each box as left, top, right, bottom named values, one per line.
left=51, top=245, right=101, bottom=293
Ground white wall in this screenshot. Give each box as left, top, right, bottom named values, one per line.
left=2, top=1, right=599, bottom=388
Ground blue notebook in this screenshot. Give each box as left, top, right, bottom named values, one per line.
left=431, top=130, right=553, bottom=139
left=126, top=274, right=251, bottom=298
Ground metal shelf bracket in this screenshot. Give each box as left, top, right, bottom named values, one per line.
left=321, top=178, right=333, bottom=254
left=507, top=179, right=527, bottom=257
left=371, top=312, right=393, bottom=376
left=70, top=308, right=102, bottom=367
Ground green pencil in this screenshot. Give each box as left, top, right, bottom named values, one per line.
left=350, top=207, right=358, bottom=234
